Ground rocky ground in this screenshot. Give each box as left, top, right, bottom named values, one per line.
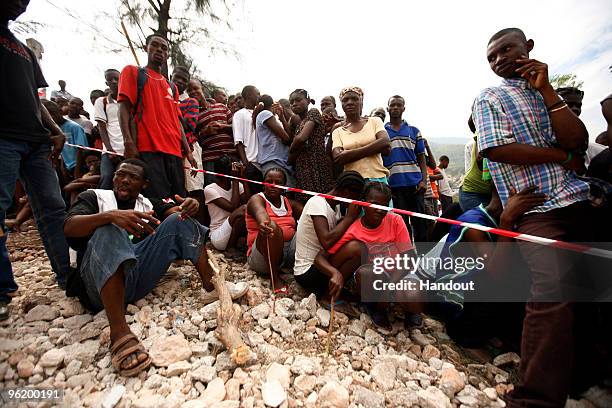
left=0, top=221, right=601, bottom=408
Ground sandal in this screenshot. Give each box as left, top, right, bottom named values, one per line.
left=404, top=313, right=424, bottom=329
left=273, top=286, right=289, bottom=297
left=111, top=333, right=151, bottom=377
left=365, top=303, right=391, bottom=330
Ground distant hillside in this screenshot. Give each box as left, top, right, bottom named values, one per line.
left=428, top=137, right=470, bottom=145
left=428, top=142, right=466, bottom=178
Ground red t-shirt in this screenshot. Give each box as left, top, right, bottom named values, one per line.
left=328, top=212, right=412, bottom=259
left=118, top=66, right=182, bottom=157
left=428, top=167, right=440, bottom=199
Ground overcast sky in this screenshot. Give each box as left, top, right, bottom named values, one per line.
left=16, top=0, right=612, bottom=142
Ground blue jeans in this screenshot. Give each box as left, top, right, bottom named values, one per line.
left=79, top=213, right=208, bottom=312
left=458, top=187, right=491, bottom=212
left=99, top=153, right=119, bottom=190
left=0, top=138, right=69, bottom=302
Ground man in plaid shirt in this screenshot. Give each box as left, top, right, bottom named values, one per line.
left=474, top=28, right=611, bottom=407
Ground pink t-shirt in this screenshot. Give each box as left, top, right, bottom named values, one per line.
left=328, top=212, right=412, bottom=259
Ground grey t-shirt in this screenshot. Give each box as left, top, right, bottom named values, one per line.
left=68, top=115, right=94, bottom=135
left=256, top=110, right=291, bottom=171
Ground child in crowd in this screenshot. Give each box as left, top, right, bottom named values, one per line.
left=63, top=153, right=101, bottom=204
left=204, top=156, right=251, bottom=251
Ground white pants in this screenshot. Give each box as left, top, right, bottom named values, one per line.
left=184, top=141, right=204, bottom=192
left=210, top=218, right=233, bottom=250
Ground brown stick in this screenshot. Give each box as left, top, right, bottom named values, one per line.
left=121, top=19, right=141, bottom=66
left=207, top=249, right=252, bottom=365
left=266, top=236, right=276, bottom=314
left=326, top=301, right=335, bottom=355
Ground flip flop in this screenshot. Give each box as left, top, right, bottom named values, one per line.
left=273, top=286, right=289, bottom=297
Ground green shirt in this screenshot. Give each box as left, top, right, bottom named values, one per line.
left=462, top=134, right=492, bottom=194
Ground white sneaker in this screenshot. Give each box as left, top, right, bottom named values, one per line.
left=200, top=282, right=249, bottom=305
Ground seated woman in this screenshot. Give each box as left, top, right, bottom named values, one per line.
left=246, top=167, right=303, bottom=294
left=293, top=171, right=365, bottom=310
left=204, top=156, right=251, bottom=250
left=315, top=182, right=419, bottom=328
left=331, top=87, right=391, bottom=185
left=254, top=95, right=294, bottom=186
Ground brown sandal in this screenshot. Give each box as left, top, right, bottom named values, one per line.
left=111, top=333, right=151, bottom=377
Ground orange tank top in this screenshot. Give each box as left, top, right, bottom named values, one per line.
left=246, top=193, right=296, bottom=255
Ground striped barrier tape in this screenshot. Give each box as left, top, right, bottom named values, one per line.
left=64, top=143, right=612, bottom=259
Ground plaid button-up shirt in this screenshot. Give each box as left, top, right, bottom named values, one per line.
left=473, top=78, right=591, bottom=213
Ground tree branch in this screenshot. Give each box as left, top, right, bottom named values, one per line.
left=207, top=250, right=253, bottom=366
left=144, top=0, right=159, bottom=13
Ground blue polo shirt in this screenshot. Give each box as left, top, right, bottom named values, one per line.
left=383, top=121, right=425, bottom=188
left=60, top=119, right=89, bottom=170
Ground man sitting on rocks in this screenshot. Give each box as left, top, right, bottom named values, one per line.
left=63, top=158, right=214, bottom=376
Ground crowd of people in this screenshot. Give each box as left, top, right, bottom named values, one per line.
left=2, top=1, right=612, bottom=406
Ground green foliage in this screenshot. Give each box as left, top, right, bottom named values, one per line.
left=549, top=73, right=583, bottom=90
left=119, top=0, right=235, bottom=89
left=8, top=20, right=45, bottom=36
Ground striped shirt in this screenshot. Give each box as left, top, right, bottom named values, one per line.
left=474, top=78, right=591, bottom=213
left=178, top=97, right=199, bottom=145
left=382, top=121, right=425, bottom=188
left=197, top=102, right=235, bottom=162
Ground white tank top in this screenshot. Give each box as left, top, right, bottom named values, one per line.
left=258, top=192, right=288, bottom=216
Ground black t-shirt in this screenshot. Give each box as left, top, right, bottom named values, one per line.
left=0, top=26, right=50, bottom=143
left=587, top=148, right=612, bottom=184
left=64, top=190, right=175, bottom=309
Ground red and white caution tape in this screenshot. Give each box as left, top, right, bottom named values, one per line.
left=65, top=143, right=122, bottom=156
left=64, top=143, right=612, bottom=259
left=186, top=167, right=612, bottom=259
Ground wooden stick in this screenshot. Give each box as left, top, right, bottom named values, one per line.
left=207, top=249, right=252, bottom=365
left=266, top=235, right=276, bottom=314
left=121, top=19, right=141, bottom=66
left=326, top=301, right=335, bottom=355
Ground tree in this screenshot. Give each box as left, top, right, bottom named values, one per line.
left=8, top=20, right=45, bottom=36
left=549, top=73, right=584, bottom=90
left=119, top=0, right=236, bottom=87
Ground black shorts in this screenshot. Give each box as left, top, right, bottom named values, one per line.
left=139, top=151, right=186, bottom=200
left=295, top=264, right=328, bottom=296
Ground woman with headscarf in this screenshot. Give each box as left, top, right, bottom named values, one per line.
left=331, top=87, right=391, bottom=185
left=288, top=89, right=334, bottom=203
